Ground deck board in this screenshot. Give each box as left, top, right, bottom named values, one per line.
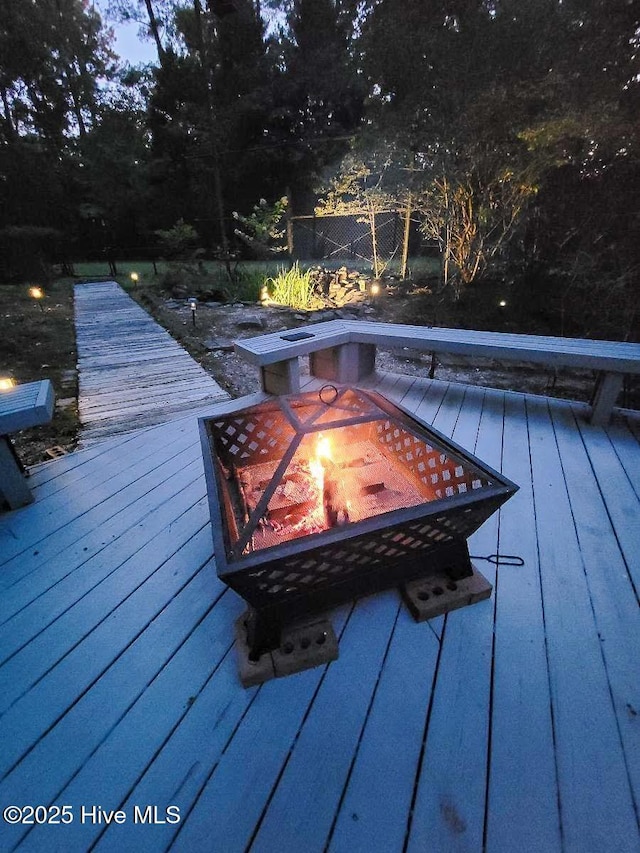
left=406, top=386, right=499, bottom=853
left=1, top=371, right=639, bottom=853
left=74, top=281, right=228, bottom=445
left=485, top=392, right=560, bottom=852
left=527, top=397, right=638, bottom=852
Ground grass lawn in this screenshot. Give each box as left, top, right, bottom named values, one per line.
left=0, top=280, right=78, bottom=465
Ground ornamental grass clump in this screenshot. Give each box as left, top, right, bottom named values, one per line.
left=265, top=262, right=316, bottom=310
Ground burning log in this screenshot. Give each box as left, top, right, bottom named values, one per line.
left=321, top=458, right=350, bottom=528
left=362, top=482, right=386, bottom=496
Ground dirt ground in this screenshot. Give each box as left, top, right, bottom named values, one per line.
left=0, top=281, right=78, bottom=467
left=138, top=285, right=601, bottom=405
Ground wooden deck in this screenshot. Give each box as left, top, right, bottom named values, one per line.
left=0, top=371, right=639, bottom=852
left=75, top=281, right=228, bottom=446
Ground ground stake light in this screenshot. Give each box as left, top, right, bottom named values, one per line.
left=188, top=296, right=198, bottom=327
left=29, top=287, right=44, bottom=312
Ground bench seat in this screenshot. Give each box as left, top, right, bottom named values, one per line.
left=234, top=320, right=640, bottom=425
left=0, top=379, right=55, bottom=510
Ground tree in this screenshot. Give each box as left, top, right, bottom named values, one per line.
left=0, top=0, right=116, bottom=269
left=358, top=0, right=640, bottom=301
left=106, top=0, right=187, bottom=67
left=260, top=0, right=365, bottom=202
left=0, top=0, right=114, bottom=147
left=315, top=150, right=405, bottom=276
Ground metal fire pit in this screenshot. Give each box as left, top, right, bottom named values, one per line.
left=199, top=386, right=517, bottom=675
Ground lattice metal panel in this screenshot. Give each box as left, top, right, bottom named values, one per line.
left=374, top=420, right=492, bottom=500
left=226, top=495, right=504, bottom=605
left=208, top=408, right=295, bottom=467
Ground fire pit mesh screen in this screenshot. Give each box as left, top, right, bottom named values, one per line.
left=204, top=387, right=495, bottom=565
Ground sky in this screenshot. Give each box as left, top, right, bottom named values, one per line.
left=92, top=1, right=159, bottom=66
left=110, top=20, right=158, bottom=65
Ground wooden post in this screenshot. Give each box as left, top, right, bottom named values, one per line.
left=401, top=193, right=412, bottom=279
left=0, top=437, right=34, bottom=509
left=286, top=186, right=294, bottom=267
left=369, top=203, right=380, bottom=279
left=590, top=372, right=623, bottom=426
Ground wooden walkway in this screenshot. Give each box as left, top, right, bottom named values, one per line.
left=0, top=371, right=639, bottom=852
left=75, top=281, right=228, bottom=446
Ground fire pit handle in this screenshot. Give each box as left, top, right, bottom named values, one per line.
left=470, top=553, right=525, bottom=567
left=319, top=384, right=339, bottom=405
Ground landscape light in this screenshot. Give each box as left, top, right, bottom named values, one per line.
left=0, top=377, right=16, bottom=391
left=371, top=282, right=380, bottom=296
left=130, top=272, right=139, bottom=283
left=188, top=296, right=198, bottom=327
left=499, top=299, right=507, bottom=308
left=29, top=286, right=45, bottom=311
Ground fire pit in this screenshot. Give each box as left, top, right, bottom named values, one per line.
left=199, top=386, right=517, bottom=681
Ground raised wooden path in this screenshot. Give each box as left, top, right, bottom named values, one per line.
left=75, top=281, right=228, bottom=446
left=0, top=365, right=638, bottom=852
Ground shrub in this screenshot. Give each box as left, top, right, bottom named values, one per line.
left=264, top=262, right=316, bottom=310
left=224, top=268, right=265, bottom=303
left=155, top=219, right=200, bottom=260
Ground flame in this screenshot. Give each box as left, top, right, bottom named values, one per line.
left=308, top=434, right=332, bottom=525
left=316, top=435, right=331, bottom=461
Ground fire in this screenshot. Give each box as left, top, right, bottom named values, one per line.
left=307, top=433, right=350, bottom=529
left=309, top=434, right=331, bottom=525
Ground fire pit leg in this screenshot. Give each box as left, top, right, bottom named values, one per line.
left=235, top=608, right=339, bottom=688
left=244, top=607, right=283, bottom=662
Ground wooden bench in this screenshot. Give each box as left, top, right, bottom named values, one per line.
left=0, top=380, right=55, bottom=510
left=234, top=320, right=640, bottom=425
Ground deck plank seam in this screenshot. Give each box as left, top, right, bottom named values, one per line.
left=481, top=393, right=506, bottom=853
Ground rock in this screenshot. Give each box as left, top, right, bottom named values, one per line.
left=59, top=370, right=76, bottom=389
left=199, top=289, right=226, bottom=302
left=308, top=310, right=335, bottom=323
left=55, top=397, right=76, bottom=410
left=236, top=316, right=267, bottom=330
left=204, top=339, right=234, bottom=351
left=164, top=299, right=182, bottom=309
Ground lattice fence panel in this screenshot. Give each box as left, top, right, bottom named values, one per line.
left=291, top=212, right=404, bottom=267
